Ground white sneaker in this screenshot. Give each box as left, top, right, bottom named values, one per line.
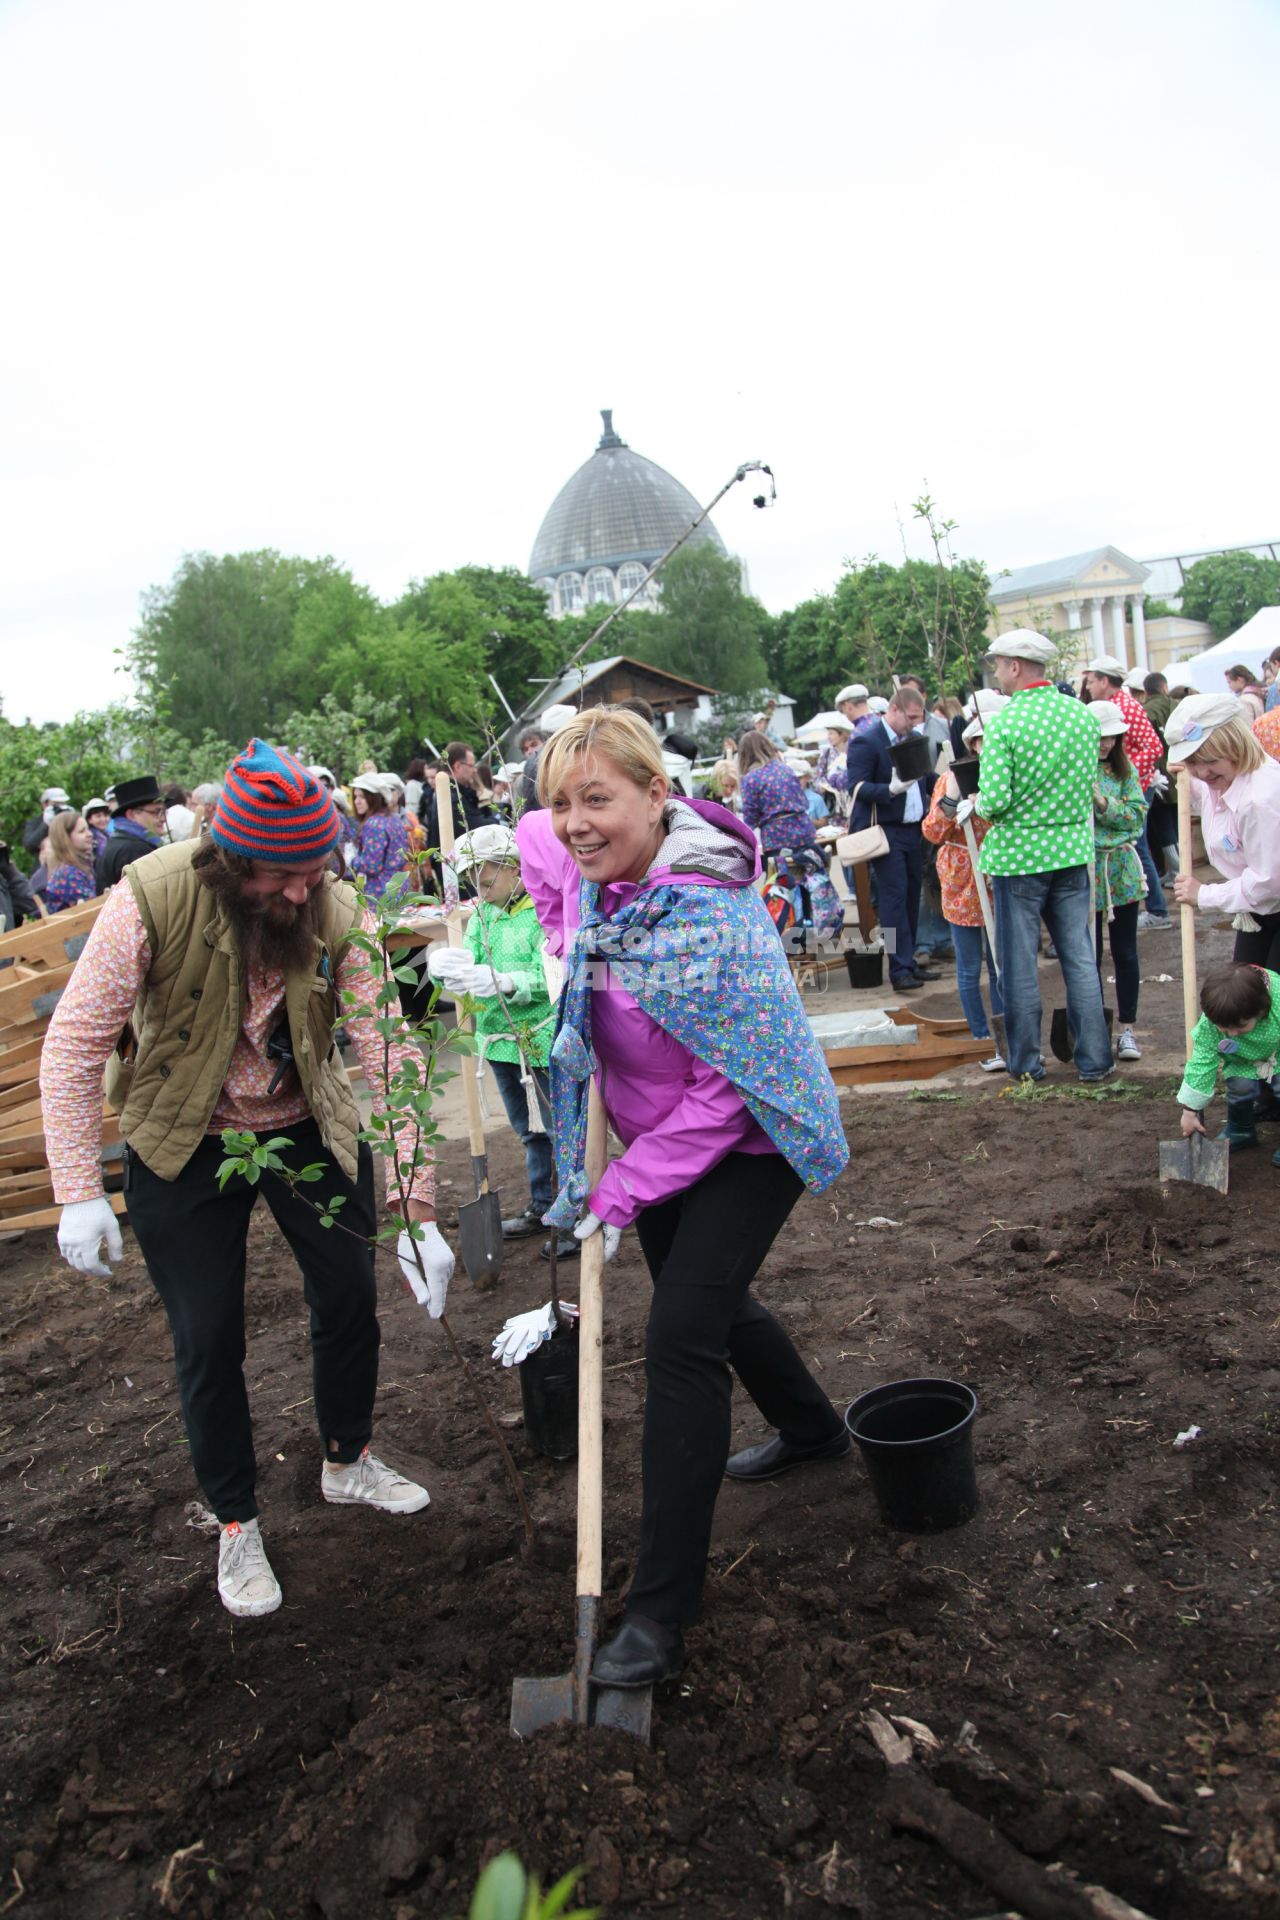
left=321, top=1448, right=430, bottom=1514
left=979, top=1053, right=1007, bottom=1073
left=1117, top=1027, right=1142, bottom=1061
left=217, top=1518, right=282, bottom=1618
left=1137, top=912, right=1171, bottom=931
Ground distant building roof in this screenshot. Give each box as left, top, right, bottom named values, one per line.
left=530, top=412, right=725, bottom=579
left=988, top=545, right=1148, bottom=604
left=1140, top=540, right=1280, bottom=604
left=535, top=653, right=717, bottom=713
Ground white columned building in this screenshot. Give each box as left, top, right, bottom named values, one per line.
left=986, top=547, right=1151, bottom=675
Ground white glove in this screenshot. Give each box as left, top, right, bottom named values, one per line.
left=574, top=1209, right=621, bottom=1263
left=397, top=1223, right=455, bottom=1318
left=954, top=796, right=977, bottom=826
left=888, top=769, right=910, bottom=796
left=342, top=842, right=357, bottom=870
left=426, top=948, right=514, bottom=998
left=58, top=1197, right=124, bottom=1277
left=1149, top=769, right=1170, bottom=795
left=491, top=1300, right=580, bottom=1367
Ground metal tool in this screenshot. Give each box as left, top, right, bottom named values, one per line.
left=434, top=772, right=504, bottom=1285
left=1159, top=770, right=1229, bottom=1192
left=511, top=1083, right=652, bottom=1743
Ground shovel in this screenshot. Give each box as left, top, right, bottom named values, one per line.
left=511, top=1082, right=652, bottom=1743
left=959, top=813, right=1007, bottom=1063
left=435, top=772, right=503, bottom=1286
left=1159, top=770, right=1229, bottom=1193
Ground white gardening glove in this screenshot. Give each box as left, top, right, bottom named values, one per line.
left=1149, top=769, right=1169, bottom=795
left=58, top=1197, right=124, bottom=1277
left=425, top=949, right=514, bottom=998
left=454, top=963, right=515, bottom=999
left=491, top=1300, right=581, bottom=1367
left=954, top=796, right=977, bottom=826
left=397, top=1223, right=455, bottom=1318
left=426, top=945, right=473, bottom=986
left=573, top=1209, right=621, bottom=1263
left=888, top=769, right=910, bottom=796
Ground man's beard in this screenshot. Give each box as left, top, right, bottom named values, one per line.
left=200, top=865, right=326, bottom=973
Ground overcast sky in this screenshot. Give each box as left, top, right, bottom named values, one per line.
left=3, top=0, right=1276, bottom=726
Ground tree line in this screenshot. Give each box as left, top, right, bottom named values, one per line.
left=4, top=540, right=1274, bottom=866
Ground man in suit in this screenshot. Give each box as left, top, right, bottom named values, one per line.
left=846, top=685, right=937, bottom=993
left=95, top=775, right=166, bottom=889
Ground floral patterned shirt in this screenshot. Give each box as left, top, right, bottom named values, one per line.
left=740, top=760, right=819, bottom=854
left=921, top=787, right=994, bottom=928
left=45, top=864, right=97, bottom=913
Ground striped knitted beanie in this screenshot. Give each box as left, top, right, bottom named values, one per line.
left=210, top=740, right=342, bottom=864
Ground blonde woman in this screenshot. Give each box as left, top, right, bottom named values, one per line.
left=44, top=812, right=98, bottom=913
left=516, top=708, right=848, bottom=1688
left=1167, top=693, right=1280, bottom=971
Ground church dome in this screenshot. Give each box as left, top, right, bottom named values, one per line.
left=530, top=411, right=725, bottom=617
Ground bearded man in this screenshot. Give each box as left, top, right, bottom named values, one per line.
left=40, top=741, right=456, bottom=1619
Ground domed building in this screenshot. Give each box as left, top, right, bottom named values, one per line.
left=530, top=410, right=725, bottom=617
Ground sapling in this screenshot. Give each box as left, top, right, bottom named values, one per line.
left=216, top=867, right=537, bottom=1550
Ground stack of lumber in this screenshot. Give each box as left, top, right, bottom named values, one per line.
left=0, top=899, right=126, bottom=1234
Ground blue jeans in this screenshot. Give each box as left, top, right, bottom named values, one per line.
left=489, top=1057, right=553, bottom=1216
left=916, top=894, right=955, bottom=958
left=951, top=922, right=1003, bottom=1041
left=993, top=866, right=1114, bottom=1080
left=1135, top=817, right=1167, bottom=917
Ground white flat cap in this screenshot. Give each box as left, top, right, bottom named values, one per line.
left=986, top=630, right=1057, bottom=666
left=1164, top=693, right=1246, bottom=764
left=1087, top=698, right=1128, bottom=739
left=1124, top=667, right=1147, bottom=691
left=1085, top=654, right=1127, bottom=678
left=541, top=703, right=578, bottom=733
left=835, top=684, right=870, bottom=704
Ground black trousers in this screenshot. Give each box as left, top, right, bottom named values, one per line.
left=627, top=1152, right=842, bottom=1627
left=1233, top=909, right=1280, bottom=972
left=126, top=1123, right=380, bottom=1523
left=870, top=824, right=924, bottom=985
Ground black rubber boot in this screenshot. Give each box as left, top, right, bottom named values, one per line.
left=1218, top=1096, right=1258, bottom=1152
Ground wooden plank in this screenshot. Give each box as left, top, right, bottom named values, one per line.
left=0, top=1078, right=39, bottom=1116
left=0, top=962, right=73, bottom=1029
left=0, top=1182, right=54, bottom=1216
left=0, top=1036, right=45, bottom=1085
left=5, top=1191, right=127, bottom=1233
left=0, top=899, right=102, bottom=970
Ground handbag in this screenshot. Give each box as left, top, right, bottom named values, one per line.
left=836, top=784, right=889, bottom=866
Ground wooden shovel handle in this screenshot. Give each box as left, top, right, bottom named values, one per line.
left=1177, top=770, right=1197, bottom=1058
left=435, top=771, right=488, bottom=1165
left=576, top=1082, right=608, bottom=1600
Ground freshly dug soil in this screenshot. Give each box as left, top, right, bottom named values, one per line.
left=4, top=976, right=1279, bottom=1917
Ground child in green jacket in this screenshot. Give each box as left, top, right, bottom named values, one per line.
left=1177, top=962, right=1280, bottom=1160
left=426, top=825, right=569, bottom=1249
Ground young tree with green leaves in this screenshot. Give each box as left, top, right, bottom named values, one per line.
left=1177, top=550, right=1280, bottom=640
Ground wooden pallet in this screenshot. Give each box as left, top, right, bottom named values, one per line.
left=822, top=1006, right=991, bottom=1086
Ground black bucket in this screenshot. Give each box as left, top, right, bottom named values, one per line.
left=888, top=733, right=933, bottom=784
left=844, top=945, right=885, bottom=990
left=951, top=755, right=981, bottom=798
left=518, top=1320, right=579, bottom=1461
left=844, top=1378, right=978, bottom=1532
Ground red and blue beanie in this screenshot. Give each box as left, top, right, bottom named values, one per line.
left=209, top=740, right=343, bottom=864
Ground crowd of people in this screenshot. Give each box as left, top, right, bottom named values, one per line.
left=18, top=630, right=1280, bottom=1659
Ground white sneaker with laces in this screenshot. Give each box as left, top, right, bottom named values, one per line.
left=217, top=1518, right=282, bottom=1618
left=322, top=1448, right=430, bottom=1514
left=979, top=1053, right=1007, bottom=1073
left=1117, top=1027, right=1142, bottom=1061
left=1137, top=912, right=1171, bottom=931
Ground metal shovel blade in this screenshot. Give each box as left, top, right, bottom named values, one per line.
left=457, top=1189, right=504, bottom=1287
left=1049, top=1008, right=1074, bottom=1063
left=1159, top=1134, right=1230, bottom=1194
left=510, top=1597, right=652, bottom=1742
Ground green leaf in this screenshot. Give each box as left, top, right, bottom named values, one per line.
left=469, top=1852, right=527, bottom=1920
left=243, top=1161, right=261, bottom=1186
left=539, top=1867, right=597, bottom=1919
left=297, top=1165, right=326, bottom=1183
left=215, top=1160, right=240, bottom=1190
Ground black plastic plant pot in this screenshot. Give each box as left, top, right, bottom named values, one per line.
left=951, top=756, right=981, bottom=798
left=845, top=946, right=885, bottom=990
left=888, top=734, right=933, bottom=784
left=519, top=1320, right=580, bottom=1461
left=844, top=1378, right=978, bottom=1532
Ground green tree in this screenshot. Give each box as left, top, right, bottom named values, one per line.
left=1177, top=550, right=1280, bottom=640
left=277, top=687, right=405, bottom=778
left=324, top=617, right=491, bottom=768
left=393, top=566, right=560, bottom=714
left=129, top=551, right=377, bottom=746
left=765, top=594, right=842, bottom=717
left=639, top=546, right=769, bottom=694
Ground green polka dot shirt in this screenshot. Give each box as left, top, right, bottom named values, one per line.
left=976, top=685, right=1102, bottom=876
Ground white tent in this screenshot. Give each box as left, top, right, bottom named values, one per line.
left=794, top=710, right=848, bottom=740
left=1165, top=606, right=1280, bottom=692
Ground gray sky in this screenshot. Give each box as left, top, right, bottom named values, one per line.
left=3, top=0, right=1276, bottom=726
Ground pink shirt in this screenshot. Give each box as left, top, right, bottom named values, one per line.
left=1190, top=759, right=1280, bottom=918
left=516, top=807, right=775, bottom=1230
left=39, top=883, right=434, bottom=1212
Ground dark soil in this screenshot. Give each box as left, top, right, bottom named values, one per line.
left=4, top=980, right=1280, bottom=1917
